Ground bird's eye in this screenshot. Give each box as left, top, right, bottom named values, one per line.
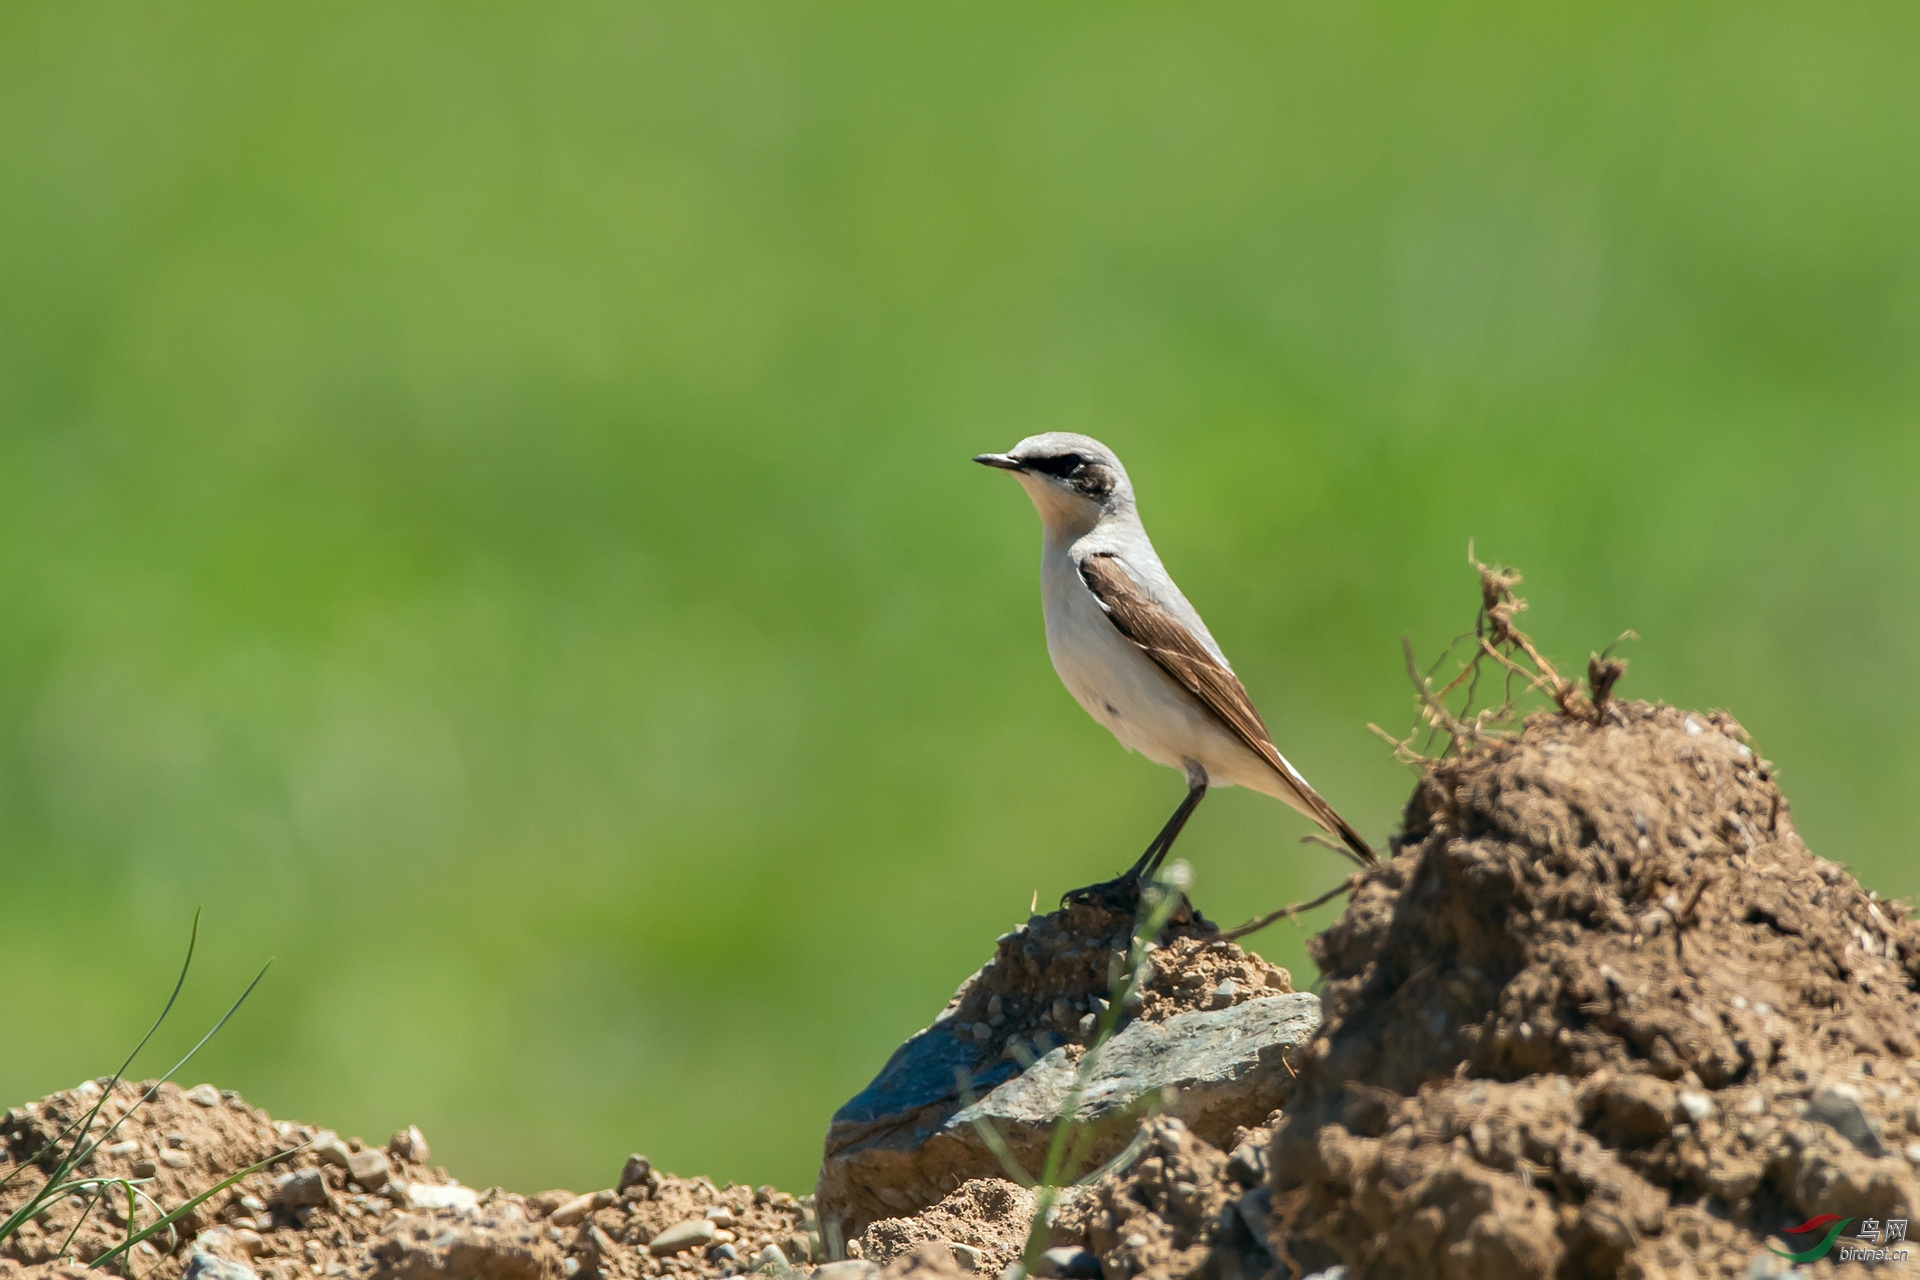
left=1026, top=453, right=1086, bottom=479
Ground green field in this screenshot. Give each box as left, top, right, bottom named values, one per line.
left=3, top=3, right=1917, bottom=1195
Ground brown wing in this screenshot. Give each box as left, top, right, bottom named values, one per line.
left=1077, top=554, right=1375, bottom=864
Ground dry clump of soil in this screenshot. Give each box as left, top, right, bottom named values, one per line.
left=939, top=898, right=1292, bottom=1067
left=1273, top=701, right=1920, bottom=1280
left=855, top=1180, right=1033, bottom=1275
left=0, top=1082, right=813, bottom=1280
left=1053, top=1116, right=1279, bottom=1280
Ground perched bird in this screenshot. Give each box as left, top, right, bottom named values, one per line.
left=975, top=433, right=1374, bottom=895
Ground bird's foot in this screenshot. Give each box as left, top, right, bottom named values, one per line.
left=1060, top=872, right=1143, bottom=913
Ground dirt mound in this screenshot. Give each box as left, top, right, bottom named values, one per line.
left=1052, top=1116, right=1278, bottom=1280
left=856, top=1179, right=1033, bottom=1274
left=939, top=898, right=1292, bottom=1065
left=1273, top=701, right=1920, bottom=1279
left=1, top=1082, right=813, bottom=1280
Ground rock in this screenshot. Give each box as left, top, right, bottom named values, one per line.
left=1678, top=1090, right=1714, bottom=1124
left=402, top=1182, right=481, bottom=1213
left=313, top=1130, right=355, bottom=1169
left=649, top=1220, right=717, bottom=1255
left=275, top=1169, right=331, bottom=1209
left=186, top=1084, right=222, bottom=1107
left=390, top=1126, right=432, bottom=1164
left=368, top=1211, right=561, bottom=1280
left=618, top=1154, right=655, bottom=1193
left=550, top=1191, right=613, bottom=1227
left=1225, top=1139, right=1267, bottom=1187
left=751, top=1244, right=788, bottom=1270
left=161, top=1149, right=193, bottom=1169
left=1036, top=1248, right=1100, bottom=1279
left=705, top=1206, right=736, bottom=1227
left=350, top=1148, right=393, bottom=1189
left=949, top=1243, right=984, bottom=1272
left=819, top=994, right=1318, bottom=1233
left=812, top=1263, right=878, bottom=1280
left=184, top=1253, right=259, bottom=1280
left=1806, top=1084, right=1887, bottom=1156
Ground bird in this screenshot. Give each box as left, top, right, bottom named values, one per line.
left=975, top=433, right=1375, bottom=899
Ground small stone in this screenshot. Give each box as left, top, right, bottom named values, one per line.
left=403, top=1181, right=479, bottom=1212
left=234, top=1229, right=266, bottom=1257
left=751, top=1244, right=788, bottom=1271
left=812, top=1263, right=878, bottom=1280
left=160, top=1149, right=192, bottom=1169
left=1738, top=1095, right=1767, bottom=1116
left=971, top=1023, right=992, bottom=1044
left=619, top=1154, right=654, bottom=1192
left=713, top=1229, right=737, bottom=1244
left=389, top=1126, right=431, bottom=1164
left=186, top=1084, right=223, bottom=1108
left=705, top=1207, right=736, bottom=1227
left=708, top=1244, right=739, bottom=1263
left=1210, top=979, right=1238, bottom=1007
left=348, top=1148, right=391, bottom=1190
left=132, top=1158, right=159, bottom=1178
left=987, top=995, right=1005, bottom=1023
left=312, top=1131, right=354, bottom=1169
left=1123, top=1235, right=1147, bottom=1250
left=1906, top=1142, right=1920, bottom=1165
left=183, top=1253, right=259, bottom=1280
left=1226, top=1140, right=1268, bottom=1187
left=950, top=1243, right=984, bottom=1272
left=240, top=1195, right=268, bottom=1215
left=1677, top=1091, right=1714, bottom=1123
left=1031, top=1032, right=1054, bottom=1056
left=1051, top=998, right=1074, bottom=1028
left=106, top=1140, right=140, bottom=1158
left=276, top=1169, right=330, bottom=1209
left=1078, top=1014, right=1096, bottom=1037
left=649, top=1220, right=717, bottom=1255
left=552, top=1191, right=614, bottom=1226
left=1806, top=1084, right=1886, bottom=1156
left=1039, top=1247, right=1101, bottom=1279
left=784, top=1232, right=813, bottom=1264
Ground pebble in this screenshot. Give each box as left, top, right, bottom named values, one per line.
left=1052, top=998, right=1075, bottom=1028
left=1677, top=1091, right=1714, bottom=1123
left=619, top=1154, right=655, bottom=1192
left=650, top=1220, right=717, bottom=1255
left=186, top=1084, right=222, bottom=1108
left=275, top=1169, right=330, bottom=1209
left=1210, top=979, right=1238, bottom=1006
left=348, top=1148, right=391, bottom=1190
left=1907, top=1142, right=1920, bottom=1165
left=389, top=1126, right=431, bottom=1164
left=1039, top=1247, right=1101, bottom=1279
left=949, top=1243, right=984, bottom=1272
left=707, top=1244, right=739, bottom=1263
left=404, top=1181, right=479, bottom=1212
left=552, top=1190, right=616, bottom=1226
left=234, top=1229, right=266, bottom=1257
left=812, top=1263, right=878, bottom=1280
left=1226, top=1140, right=1268, bottom=1187
left=312, top=1131, right=355, bottom=1169
left=988, top=995, right=1005, bottom=1023
left=160, top=1150, right=192, bottom=1169
left=1806, top=1084, right=1886, bottom=1156
left=184, top=1254, right=259, bottom=1280
left=106, top=1140, right=140, bottom=1158
left=971, top=1023, right=992, bottom=1044
left=752, top=1244, right=788, bottom=1271
left=705, top=1207, right=737, bottom=1227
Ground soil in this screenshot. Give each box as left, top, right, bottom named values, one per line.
left=936, top=898, right=1295, bottom=1066
left=856, top=1180, right=1033, bottom=1275
left=1272, top=701, right=1920, bottom=1279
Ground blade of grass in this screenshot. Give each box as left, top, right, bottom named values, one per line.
left=88, top=1143, right=305, bottom=1271
left=0, top=911, right=205, bottom=1199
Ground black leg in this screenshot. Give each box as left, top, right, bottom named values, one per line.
left=1124, top=781, right=1208, bottom=881
left=1062, top=779, right=1209, bottom=908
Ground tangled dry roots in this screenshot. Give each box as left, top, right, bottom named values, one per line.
left=1273, top=701, right=1920, bottom=1280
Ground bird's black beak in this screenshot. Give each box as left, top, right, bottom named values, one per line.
left=973, top=453, right=1023, bottom=471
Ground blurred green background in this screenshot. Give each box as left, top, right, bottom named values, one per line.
left=3, top=2, right=1918, bottom=1196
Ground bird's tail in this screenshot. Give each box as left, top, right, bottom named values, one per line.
left=1260, top=746, right=1379, bottom=866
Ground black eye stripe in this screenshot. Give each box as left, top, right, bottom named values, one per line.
left=1022, top=453, right=1086, bottom=478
